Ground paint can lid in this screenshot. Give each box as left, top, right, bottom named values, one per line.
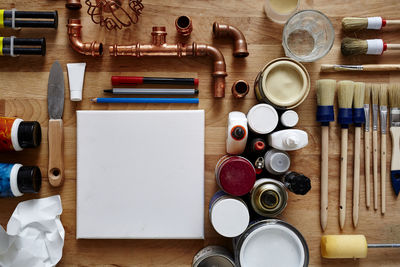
left=264, top=149, right=291, bottom=175
left=18, top=121, right=42, bottom=148
left=218, top=157, right=256, bottom=196
left=247, top=104, right=278, bottom=134
left=211, top=197, right=249, bottom=238
left=280, top=110, right=299, bottom=128
left=17, top=166, right=42, bottom=193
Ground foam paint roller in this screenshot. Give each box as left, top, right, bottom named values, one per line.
left=321, top=235, right=400, bottom=259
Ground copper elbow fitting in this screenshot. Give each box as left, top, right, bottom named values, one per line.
left=213, top=22, right=249, bottom=58
left=66, top=0, right=82, bottom=10
left=231, top=80, right=249, bottom=98
left=67, top=19, right=103, bottom=56
left=108, top=26, right=227, bottom=98
left=175, top=16, right=193, bottom=37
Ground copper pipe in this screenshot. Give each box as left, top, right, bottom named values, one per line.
left=231, top=80, right=249, bottom=98
left=66, top=0, right=82, bottom=9
left=213, top=22, right=249, bottom=58
left=175, top=15, right=192, bottom=37
left=109, top=26, right=227, bottom=98
left=67, top=19, right=103, bottom=56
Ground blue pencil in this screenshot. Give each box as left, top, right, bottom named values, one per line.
left=91, top=98, right=199, bottom=104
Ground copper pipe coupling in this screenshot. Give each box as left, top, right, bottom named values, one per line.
left=67, top=19, right=103, bottom=56
left=213, top=22, right=249, bottom=58
left=66, top=0, right=82, bottom=9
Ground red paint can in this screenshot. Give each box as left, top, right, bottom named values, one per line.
left=215, top=155, right=256, bottom=196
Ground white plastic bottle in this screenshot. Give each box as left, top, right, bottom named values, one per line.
left=268, top=129, right=308, bottom=151
left=226, top=111, right=248, bottom=155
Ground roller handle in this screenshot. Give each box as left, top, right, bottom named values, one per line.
left=390, top=127, right=400, bottom=195
left=48, top=119, right=64, bottom=187
left=381, top=134, right=386, bottom=214
left=365, top=130, right=371, bottom=208
left=373, top=130, right=379, bottom=210
left=321, top=126, right=329, bottom=231
left=340, top=128, right=348, bottom=230
left=353, top=127, right=361, bottom=227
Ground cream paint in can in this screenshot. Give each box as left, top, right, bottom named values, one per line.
left=254, top=57, right=310, bottom=109
left=192, top=246, right=235, bottom=267
left=234, top=219, right=309, bottom=267
left=209, top=191, right=250, bottom=238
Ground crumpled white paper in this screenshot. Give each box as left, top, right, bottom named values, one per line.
left=0, top=195, right=65, bottom=267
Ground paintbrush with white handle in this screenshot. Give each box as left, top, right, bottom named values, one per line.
left=338, top=80, right=354, bottom=230
left=379, top=84, right=388, bottom=214
left=342, top=17, right=400, bottom=31
left=372, top=84, right=380, bottom=211
left=341, top=38, right=400, bottom=56
left=364, top=84, right=372, bottom=208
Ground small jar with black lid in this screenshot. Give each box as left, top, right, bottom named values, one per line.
left=0, top=117, right=41, bottom=151
left=0, top=163, right=42, bottom=198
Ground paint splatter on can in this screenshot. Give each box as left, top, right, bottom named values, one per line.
left=215, top=155, right=256, bottom=196
left=234, top=219, right=309, bottom=267
left=192, top=245, right=235, bottom=267
left=209, top=191, right=250, bottom=238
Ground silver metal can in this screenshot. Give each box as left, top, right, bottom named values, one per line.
left=192, top=245, right=235, bottom=267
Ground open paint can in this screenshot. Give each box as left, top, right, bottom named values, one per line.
left=192, top=246, right=235, bottom=267
left=234, top=219, right=309, bottom=267
left=254, top=57, right=310, bottom=109
left=215, top=155, right=256, bottom=196
left=250, top=178, right=288, bottom=217
left=209, top=191, right=250, bottom=238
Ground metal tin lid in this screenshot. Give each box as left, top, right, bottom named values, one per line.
left=218, top=157, right=256, bottom=196
left=247, top=104, right=278, bottom=134
left=281, top=110, right=299, bottom=128
left=192, top=246, right=235, bottom=267
left=264, top=149, right=291, bottom=175
left=210, top=196, right=250, bottom=238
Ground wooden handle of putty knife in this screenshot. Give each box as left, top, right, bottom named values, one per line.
left=373, top=130, right=378, bottom=210
left=340, top=128, right=348, bottom=230
left=381, top=134, right=386, bottom=214
left=48, top=119, right=64, bottom=187
left=353, top=127, right=361, bottom=228
left=390, top=127, right=400, bottom=196
left=365, top=130, right=371, bottom=208
left=321, top=126, right=329, bottom=231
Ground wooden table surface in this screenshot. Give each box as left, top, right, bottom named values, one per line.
left=1, top=0, right=400, bottom=266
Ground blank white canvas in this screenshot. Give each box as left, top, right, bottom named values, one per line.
left=76, top=110, right=204, bottom=239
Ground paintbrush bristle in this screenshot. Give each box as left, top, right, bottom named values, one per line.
left=371, top=84, right=380, bottom=105
left=364, top=83, right=371, bottom=104
left=338, top=80, right=354, bottom=109
left=389, top=83, right=400, bottom=108
left=316, top=79, right=336, bottom=106
left=341, top=38, right=368, bottom=56
left=379, top=84, right=388, bottom=106
left=342, top=17, right=369, bottom=31
left=353, top=82, right=365, bottom=108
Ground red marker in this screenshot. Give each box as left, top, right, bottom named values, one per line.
left=112, top=76, right=199, bottom=86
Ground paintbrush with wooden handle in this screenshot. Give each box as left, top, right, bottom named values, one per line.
left=372, top=84, right=380, bottom=210
left=338, top=80, right=354, bottom=230
left=342, top=17, right=400, bottom=31
left=389, top=83, right=400, bottom=196
left=364, top=84, right=372, bottom=208
left=379, top=84, right=388, bottom=214
left=353, top=82, right=365, bottom=227
left=341, top=38, right=400, bottom=56
left=316, top=79, right=336, bottom=231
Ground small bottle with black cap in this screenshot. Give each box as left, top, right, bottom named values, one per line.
left=0, top=163, right=42, bottom=197
left=226, top=111, right=248, bottom=155
left=0, top=117, right=41, bottom=152
left=282, top=171, right=312, bottom=195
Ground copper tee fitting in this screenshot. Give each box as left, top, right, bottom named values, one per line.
left=66, top=0, right=82, bottom=10
left=175, top=16, right=193, bottom=37
left=109, top=26, right=227, bottom=98
left=213, top=22, right=249, bottom=58
left=231, top=80, right=249, bottom=98
left=67, top=19, right=103, bottom=56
